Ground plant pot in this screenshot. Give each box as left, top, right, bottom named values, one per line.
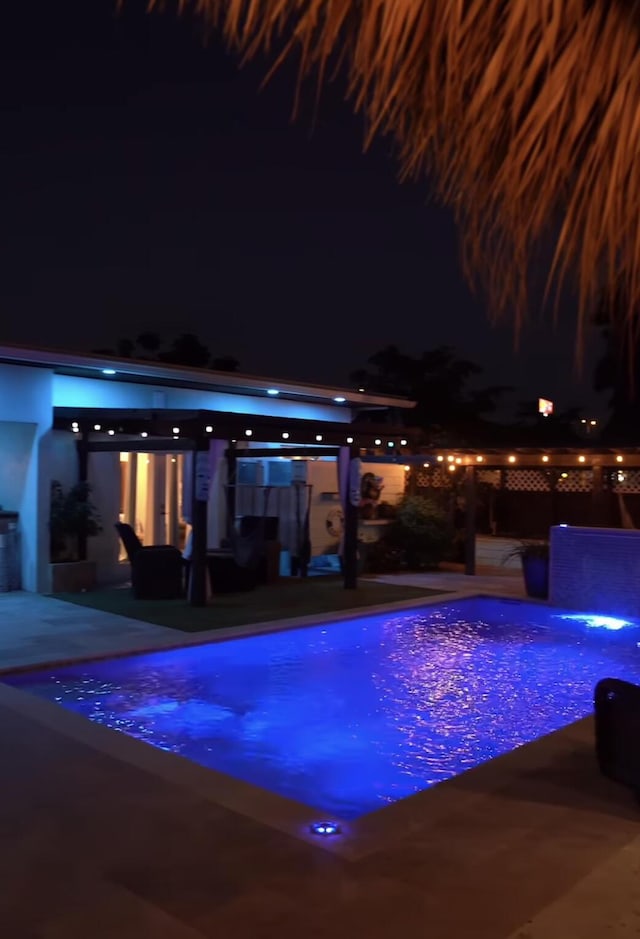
left=521, top=556, right=549, bottom=600
left=50, top=560, right=97, bottom=593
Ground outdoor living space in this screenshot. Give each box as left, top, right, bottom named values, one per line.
left=1, top=577, right=640, bottom=938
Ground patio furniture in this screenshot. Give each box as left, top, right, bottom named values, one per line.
left=206, top=524, right=268, bottom=593
left=115, top=523, right=184, bottom=600
left=594, top=677, right=640, bottom=798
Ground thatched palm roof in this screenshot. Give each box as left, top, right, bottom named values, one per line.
left=152, top=1, right=640, bottom=354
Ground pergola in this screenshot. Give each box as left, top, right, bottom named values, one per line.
left=395, top=445, right=640, bottom=576
left=54, top=406, right=424, bottom=604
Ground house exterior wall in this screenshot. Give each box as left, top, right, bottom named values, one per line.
left=0, top=365, right=53, bottom=591
left=1, top=361, right=362, bottom=592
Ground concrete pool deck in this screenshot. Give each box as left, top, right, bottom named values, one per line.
left=1, top=574, right=639, bottom=937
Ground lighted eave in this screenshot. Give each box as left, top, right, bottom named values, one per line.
left=0, top=342, right=415, bottom=412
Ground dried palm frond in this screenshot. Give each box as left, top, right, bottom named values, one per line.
left=149, top=0, right=640, bottom=355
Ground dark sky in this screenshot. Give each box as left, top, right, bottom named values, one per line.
left=0, top=0, right=606, bottom=419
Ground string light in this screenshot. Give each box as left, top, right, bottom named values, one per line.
left=508, top=455, right=516, bottom=463
left=282, top=432, right=290, bottom=439
left=245, top=429, right=253, bottom=436
left=374, top=438, right=382, bottom=446
left=315, top=434, right=323, bottom=442
left=400, top=438, right=407, bottom=446
left=448, top=464, right=456, bottom=472
left=542, top=455, right=549, bottom=463
left=205, top=426, right=213, bottom=433
left=578, top=455, right=586, bottom=463
left=616, top=455, right=624, bottom=463
left=404, top=465, right=411, bottom=472
left=437, top=455, right=444, bottom=462
left=108, top=430, right=115, bottom=436
left=172, top=427, right=180, bottom=435
left=447, top=455, right=454, bottom=462
left=93, top=424, right=101, bottom=431
left=140, top=432, right=148, bottom=438
left=346, top=436, right=354, bottom=444
left=476, top=455, right=483, bottom=462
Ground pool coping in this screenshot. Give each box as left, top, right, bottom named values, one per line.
left=0, top=589, right=589, bottom=860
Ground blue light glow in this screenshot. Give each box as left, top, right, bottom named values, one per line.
left=102, top=368, right=116, bottom=375
left=310, top=821, right=341, bottom=837
left=557, top=613, right=632, bottom=631
left=6, top=597, right=640, bottom=819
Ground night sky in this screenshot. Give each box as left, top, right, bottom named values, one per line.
left=0, top=0, right=606, bottom=418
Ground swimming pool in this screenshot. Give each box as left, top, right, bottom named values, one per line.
left=5, top=596, right=640, bottom=819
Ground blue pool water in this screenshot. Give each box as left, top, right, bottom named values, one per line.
left=5, top=597, right=640, bottom=819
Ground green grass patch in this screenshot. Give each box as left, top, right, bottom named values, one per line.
left=54, top=576, right=446, bottom=633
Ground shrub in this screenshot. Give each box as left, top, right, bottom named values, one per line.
left=385, top=495, right=449, bottom=569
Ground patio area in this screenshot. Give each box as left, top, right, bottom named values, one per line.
left=1, top=573, right=639, bottom=937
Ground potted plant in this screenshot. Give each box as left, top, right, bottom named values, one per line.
left=49, top=480, right=102, bottom=592
left=504, top=540, right=550, bottom=599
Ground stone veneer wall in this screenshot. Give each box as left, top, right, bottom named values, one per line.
left=550, top=525, right=640, bottom=617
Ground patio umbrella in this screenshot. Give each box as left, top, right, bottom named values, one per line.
left=150, top=0, right=640, bottom=358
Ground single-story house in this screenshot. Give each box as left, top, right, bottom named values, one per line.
left=0, top=343, right=417, bottom=597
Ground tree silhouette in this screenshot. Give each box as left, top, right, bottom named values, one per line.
left=93, top=332, right=239, bottom=372
left=352, top=344, right=511, bottom=445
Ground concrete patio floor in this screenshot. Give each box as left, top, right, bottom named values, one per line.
left=1, top=574, right=639, bottom=938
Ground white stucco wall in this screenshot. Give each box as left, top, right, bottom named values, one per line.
left=88, top=451, right=122, bottom=584
left=0, top=365, right=53, bottom=591
left=0, top=362, right=363, bottom=592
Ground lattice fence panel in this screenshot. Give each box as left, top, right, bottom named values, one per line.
left=416, top=466, right=448, bottom=488
left=611, top=469, right=640, bottom=493
left=505, top=469, right=551, bottom=492
left=555, top=470, right=593, bottom=492
left=478, top=469, right=501, bottom=488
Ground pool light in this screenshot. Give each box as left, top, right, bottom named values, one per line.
left=309, top=821, right=341, bottom=837
left=559, top=613, right=632, bottom=631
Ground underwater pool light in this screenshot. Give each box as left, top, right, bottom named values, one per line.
left=310, top=821, right=341, bottom=837
left=559, top=613, right=632, bottom=631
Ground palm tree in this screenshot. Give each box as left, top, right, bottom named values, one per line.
left=146, top=0, right=640, bottom=363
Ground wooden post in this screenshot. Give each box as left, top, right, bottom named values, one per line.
left=343, top=444, right=359, bottom=590
left=189, top=441, right=209, bottom=607
left=225, top=442, right=237, bottom=541
left=464, top=464, right=477, bottom=575
left=76, top=432, right=89, bottom=562
left=591, top=464, right=606, bottom=526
